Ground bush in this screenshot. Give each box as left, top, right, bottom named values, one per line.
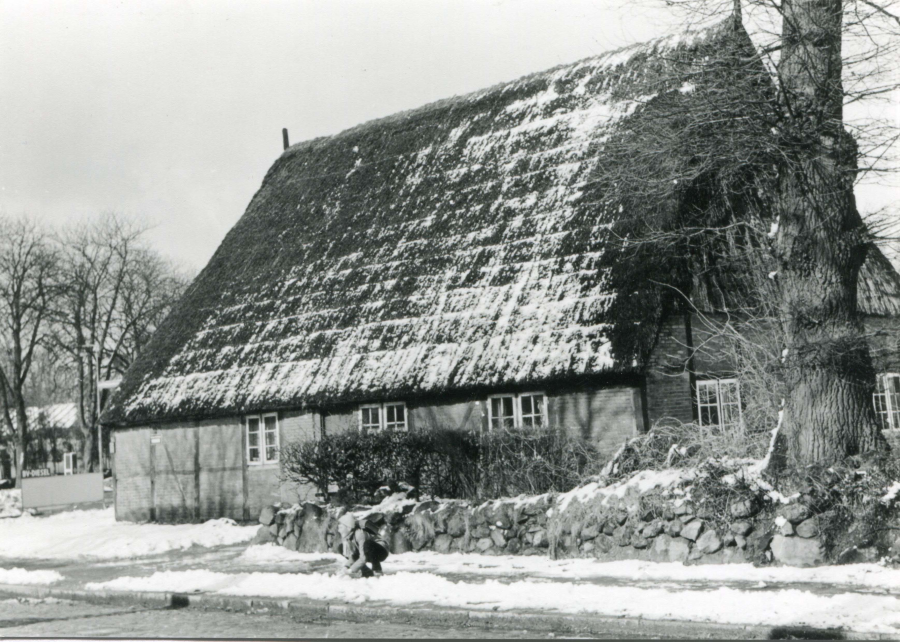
left=478, top=427, right=601, bottom=498
left=280, top=429, right=479, bottom=502
left=603, top=419, right=770, bottom=480
left=280, top=426, right=601, bottom=503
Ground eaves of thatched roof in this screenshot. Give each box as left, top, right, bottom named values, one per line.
left=103, top=19, right=900, bottom=427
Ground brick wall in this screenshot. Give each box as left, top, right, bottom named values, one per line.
left=645, top=315, right=694, bottom=426
left=550, top=387, right=640, bottom=460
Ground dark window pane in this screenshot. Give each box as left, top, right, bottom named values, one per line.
left=521, top=396, right=533, bottom=416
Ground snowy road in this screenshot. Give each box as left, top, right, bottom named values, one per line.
left=0, top=597, right=555, bottom=639
left=3, top=508, right=900, bottom=636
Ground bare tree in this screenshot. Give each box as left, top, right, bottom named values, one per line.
left=0, top=216, right=59, bottom=486
left=53, top=214, right=189, bottom=472
left=597, top=0, right=900, bottom=466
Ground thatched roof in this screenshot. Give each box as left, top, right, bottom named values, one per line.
left=104, top=19, right=900, bottom=427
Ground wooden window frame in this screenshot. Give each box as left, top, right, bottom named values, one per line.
left=874, top=373, right=900, bottom=430
left=487, top=392, right=547, bottom=431
left=358, top=402, right=408, bottom=433
left=696, top=378, right=743, bottom=429
left=246, top=412, right=280, bottom=466
left=383, top=402, right=407, bottom=431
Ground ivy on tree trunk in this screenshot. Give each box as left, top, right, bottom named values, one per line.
left=773, top=0, right=886, bottom=464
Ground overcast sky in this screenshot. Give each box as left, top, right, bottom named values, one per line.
left=1, top=0, right=896, bottom=272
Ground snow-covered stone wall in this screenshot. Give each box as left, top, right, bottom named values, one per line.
left=251, top=468, right=866, bottom=568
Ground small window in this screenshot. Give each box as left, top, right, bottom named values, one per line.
left=696, top=379, right=742, bottom=429
left=490, top=395, right=517, bottom=431
left=246, top=413, right=279, bottom=465
left=520, top=393, right=545, bottom=428
left=360, top=405, right=382, bottom=433
left=384, top=403, right=406, bottom=431
left=359, top=402, right=408, bottom=432
left=874, top=373, right=900, bottom=430
left=488, top=393, right=547, bottom=431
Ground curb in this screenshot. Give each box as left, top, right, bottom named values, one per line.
left=0, top=583, right=889, bottom=640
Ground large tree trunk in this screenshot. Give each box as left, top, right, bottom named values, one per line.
left=773, top=0, right=885, bottom=465
left=81, top=426, right=94, bottom=473
left=14, top=402, right=27, bottom=488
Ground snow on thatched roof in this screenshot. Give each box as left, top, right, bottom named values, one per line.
left=104, top=19, right=900, bottom=427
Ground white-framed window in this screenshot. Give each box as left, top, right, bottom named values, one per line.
left=488, top=392, right=547, bottom=431
left=383, top=403, right=407, bottom=431
left=360, top=405, right=382, bottom=433
left=696, top=379, right=742, bottom=428
left=358, top=402, right=408, bottom=433
left=874, top=373, right=900, bottom=430
left=246, top=413, right=279, bottom=465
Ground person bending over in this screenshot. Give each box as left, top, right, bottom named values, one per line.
left=337, top=512, right=389, bottom=578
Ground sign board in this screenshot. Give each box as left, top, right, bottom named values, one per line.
left=21, top=472, right=104, bottom=510
left=21, top=468, right=51, bottom=479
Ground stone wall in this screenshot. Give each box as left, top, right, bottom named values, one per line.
left=251, top=479, right=842, bottom=568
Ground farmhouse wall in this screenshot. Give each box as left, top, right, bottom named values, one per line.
left=323, top=410, right=357, bottom=436
left=550, top=387, right=641, bottom=460
left=112, top=410, right=320, bottom=523
left=409, top=399, right=487, bottom=432
left=644, top=316, right=694, bottom=427
left=319, top=388, right=640, bottom=457
left=151, top=421, right=199, bottom=523
left=198, top=417, right=243, bottom=521
left=114, top=426, right=152, bottom=522
left=245, top=410, right=319, bottom=519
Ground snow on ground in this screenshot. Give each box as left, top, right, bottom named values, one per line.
left=87, top=570, right=236, bottom=594
left=85, top=568, right=900, bottom=634
left=240, top=546, right=900, bottom=591
left=0, top=567, right=62, bottom=585
left=0, top=507, right=256, bottom=560
left=0, top=489, right=22, bottom=518
left=239, top=545, right=342, bottom=565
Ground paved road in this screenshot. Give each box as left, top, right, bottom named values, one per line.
left=0, top=597, right=568, bottom=639
left=0, top=596, right=773, bottom=639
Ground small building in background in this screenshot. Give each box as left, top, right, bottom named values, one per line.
left=22, top=403, right=83, bottom=477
